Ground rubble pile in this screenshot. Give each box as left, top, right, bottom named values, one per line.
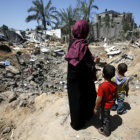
left=90, top=39, right=140, bottom=93
left=0, top=25, right=67, bottom=106
left=0, top=24, right=140, bottom=109
left=0, top=24, right=140, bottom=140
left=101, top=40, right=138, bottom=66
left=0, top=47, right=66, bottom=93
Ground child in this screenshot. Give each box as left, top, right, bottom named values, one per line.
left=94, top=64, right=117, bottom=136
left=112, top=63, right=129, bottom=115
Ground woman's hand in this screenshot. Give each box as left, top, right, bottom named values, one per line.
left=94, top=56, right=100, bottom=64
left=94, top=108, right=98, bottom=114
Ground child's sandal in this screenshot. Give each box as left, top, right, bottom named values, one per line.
left=98, top=128, right=108, bottom=137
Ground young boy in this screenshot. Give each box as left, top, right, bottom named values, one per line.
left=112, top=63, right=129, bottom=115
left=94, top=64, right=117, bottom=136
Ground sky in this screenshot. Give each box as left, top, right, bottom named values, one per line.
left=0, top=0, right=140, bottom=30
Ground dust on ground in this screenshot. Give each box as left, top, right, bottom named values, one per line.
left=0, top=40, right=140, bottom=140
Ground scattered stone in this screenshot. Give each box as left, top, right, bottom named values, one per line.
left=0, top=44, right=11, bottom=52
left=19, top=100, right=28, bottom=107
left=0, top=96, right=4, bottom=103
left=8, top=93, right=17, bottom=103
left=2, top=127, right=11, bottom=134
left=6, top=66, right=20, bottom=74
left=0, top=85, right=6, bottom=93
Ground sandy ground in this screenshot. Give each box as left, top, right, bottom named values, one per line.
left=0, top=90, right=140, bottom=140
left=0, top=43, right=140, bottom=140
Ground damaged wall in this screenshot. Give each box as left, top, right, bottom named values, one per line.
left=93, top=10, right=135, bottom=41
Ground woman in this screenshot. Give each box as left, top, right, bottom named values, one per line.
left=65, top=19, right=99, bottom=130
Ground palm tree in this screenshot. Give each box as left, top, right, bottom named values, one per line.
left=77, top=0, right=98, bottom=21
left=58, top=6, right=80, bottom=41
left=76, top=0, right=98, bottom=42
left=26, top=0, right=58, bottom=30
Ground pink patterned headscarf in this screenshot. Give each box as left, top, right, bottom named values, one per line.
left=65, top=19, right=93, bottom=66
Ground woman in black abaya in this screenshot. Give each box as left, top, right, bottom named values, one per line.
left=65, top=19, right=99, bottom=130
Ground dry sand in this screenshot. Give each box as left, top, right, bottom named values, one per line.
left=0, top=42, right=140, bottom=140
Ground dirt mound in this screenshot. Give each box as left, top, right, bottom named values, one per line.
left=0, top=91, right=140, bottom=140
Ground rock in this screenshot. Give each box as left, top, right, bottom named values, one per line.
left=14, top=74, right=21, bottom=79
left=0, top=44, right=11, bottom=52
left=0, top=96, right=4, bottom=103
left=8, top=93, right=17, bottom=103
left=127, top=55, right=134, bottom=60
left=0, top=25, right=24, bottom=43
left=28, top=97, right=35, bottom=105
left=18, top=58, right=26, bottom=66
left=0, top=33, right=7, bottom=41
left=19, top=94, right=28, bottom=100
left=6, top=66, right=20, bottom=74
left=54, top=49, right=65, bottom=56
left=41, top=48, right=51, bottom=53
left=129, top=74, right=137, bottom=81
left=2, top=127, right=11, bottom=134
left=0, top=85, right=6, bottom=92
left=107, top=49, right=121, bottom=56
left=19, top=100, right=28, bottom=107
left=10, top=100, right=20, bottom=108
left=30, top=81, right=38, bottom=86
left=5, top=72, right=14, bottom=78
left=34, top=47, right=40, bottom=55
left=26, top=76, right=34, bottom=81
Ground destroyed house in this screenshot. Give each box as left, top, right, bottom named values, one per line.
left=93, top=9, right=135, bottom=40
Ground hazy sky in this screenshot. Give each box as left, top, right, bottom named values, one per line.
left=0, top=0, right=139, bottom=30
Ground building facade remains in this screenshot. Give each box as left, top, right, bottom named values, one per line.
left=93, top=9, right=136, bottom=41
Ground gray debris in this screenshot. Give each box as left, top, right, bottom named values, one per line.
left=2, top=127, right=11, bottom=134
left=0, top=25, right=24, bottom=43
left=8, top=93, right=18, bottom=103
left=6, top=66, right=20, bottom=74
left=54, top=49, right=65, bottom=56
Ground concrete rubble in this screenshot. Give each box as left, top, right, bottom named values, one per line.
left=90, top=39, right=140, bottom=94
left=0, top=24, right=140, bottom=140
left=0, top=25, right=140, bottom=108
left=0, top=25, right=67, bottom=107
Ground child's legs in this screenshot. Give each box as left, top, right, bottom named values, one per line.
left=111, top=98, right=117, bottom=110
left=101, top=108, right=111, bottom=136
left=117, top=93, right=125, bottom=113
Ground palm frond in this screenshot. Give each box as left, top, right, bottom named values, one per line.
left=26, top=14, right=38, bottom=22
left=26, top=0, right=58, bottom=29
left=78, top=0, right=98, bottom=20
left=45, top=0, right=52, bottom=11
left=91, top=5, right=98, bottom=10
left=27, top=7, right=38, bottom=13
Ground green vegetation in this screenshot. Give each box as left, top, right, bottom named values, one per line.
left=25, top=0, right=99, bottom=40
left=77, top=0, right=98, bottom=21
left=26, top=0, right=58, bottom=30
left=57, top=6, right=80, bottom=40
left=103, top=14, right=110, bottom=27
left=122, top=20, right=131, bottom=33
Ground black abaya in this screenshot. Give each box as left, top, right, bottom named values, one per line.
left=67, top=40, right=97, bottom=130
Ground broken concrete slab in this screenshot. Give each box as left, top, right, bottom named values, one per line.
left=6, top=66, right=20, bottom=74
left=54, top=49, right=65, bottom=56
left=0, top=25, right=24, bottom=43
left=8, top=93, right=18, bottom=103
left=0, top=33, right=7, bottom=41
left=41, top=48, right=51, bottom=53
left=0, top=44, right=11, bottom=52
left=107, top=49, right=121, bottom=56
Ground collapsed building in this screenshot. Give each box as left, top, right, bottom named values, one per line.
left=93, top=9, right=136, bottom=41
left=0, top=24, right=67, bottom=107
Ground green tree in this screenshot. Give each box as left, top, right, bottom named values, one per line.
left=103, top=14, right=110, bottom=27
left=26, top=0, right=58, bottom=30
left=58, top=6, right=80, bottom=41
left=122, top=20, right=131, bottom=33
left=77, top=0, right=98, bottom=21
